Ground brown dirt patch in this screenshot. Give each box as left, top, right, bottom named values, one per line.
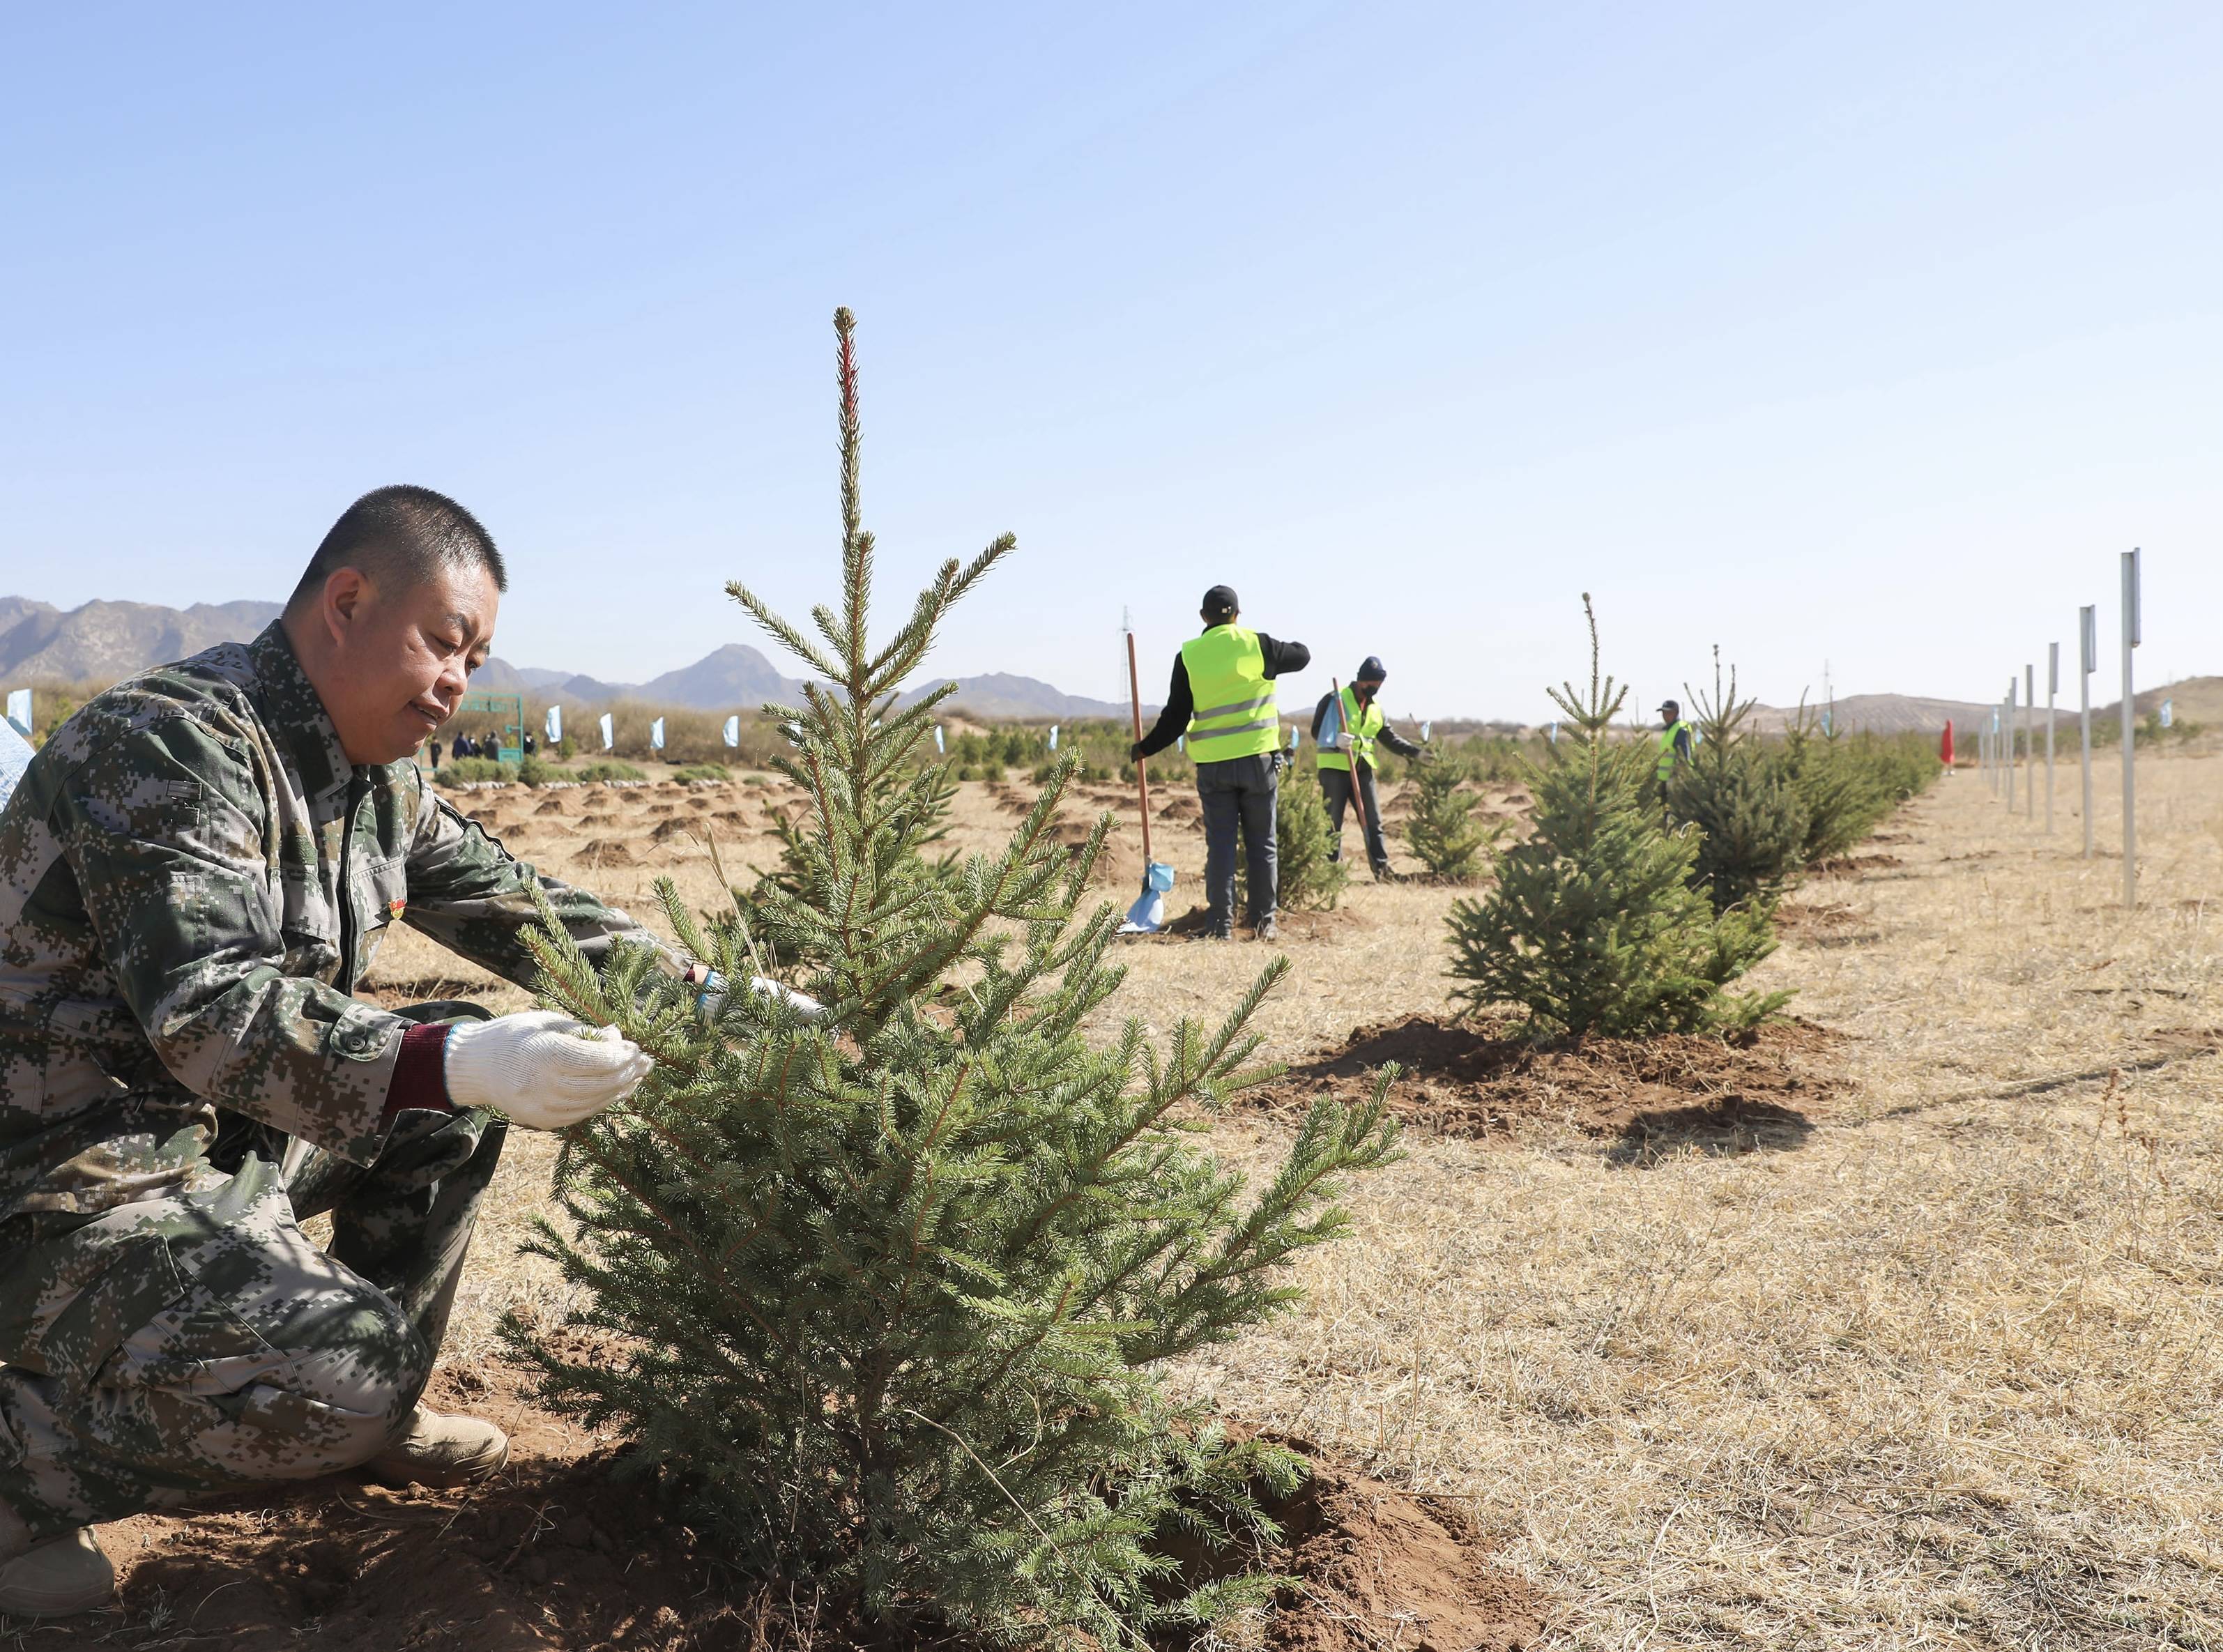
left=1775, top=900, right=1863, bottom=933
left=575, top=839, right=636, bottom=869
left=1810, top=852, right=1907, bottom=876
left=35, top=1368, right=1541, bottom=1652
left=533, top=797, right=569, bottom=816
left=1256, top=1437, right=1541, bottom=1651
left=648, top=816, right=699, bottom=843
left=1242, top=1016, right=1840, bottom=1157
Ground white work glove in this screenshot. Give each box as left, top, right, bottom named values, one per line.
left=1333, top=732, right=1356, bottom=753
left=443, top=1011, right=653, bottom=1129
left=695, top=969, right=828, bottom=1025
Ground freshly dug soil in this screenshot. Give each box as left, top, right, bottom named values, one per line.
left=29, top=1370, right=1541, bottom=1651
left=574, top=839, right=636, bottom=869
left=1242, top=1015, right=1839, bottom=1156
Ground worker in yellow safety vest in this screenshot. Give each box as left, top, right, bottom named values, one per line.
left=1131, top=585, right=1311, bottom=942
left=1656, top=698, right=1695, bottom=796
left=1311, top=657, right=1428, bottom=878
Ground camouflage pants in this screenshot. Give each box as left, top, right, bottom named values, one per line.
left=0, top=1080, right=505, bottom=1539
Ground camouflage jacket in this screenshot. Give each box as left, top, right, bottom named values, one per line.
left=0, top=622, right=661, bottom=1223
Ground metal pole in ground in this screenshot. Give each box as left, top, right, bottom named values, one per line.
left=2006, top=677, right=2017, bottom=812
left=2045, top=642, right=2058, bottom=834
left=2024, top=662, right=2035, bottom=819
left=2121, top=549, right=2141, bottom=908
left=2079, top=604, right=2095, bottom=858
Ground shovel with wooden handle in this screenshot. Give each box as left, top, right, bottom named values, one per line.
left=1120, top=630, right=1175, bottom=932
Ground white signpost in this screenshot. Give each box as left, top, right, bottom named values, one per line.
left=2121, top=549, right=2140, bottom=908
left=2079, top=605, right=2096, bottom=859
left=544, top=705, right=563, bottom=745
left=599, top=712, right=615, bottom=751
left=3, top=689, right=27, bottom=739
left=2022, top=664, right=2034, bottom=819
left=2005, top=678, right=2017, bottom=811
left=2045, top=642, right=2058, bottom=835
left=723, top=714, right=740, bottom=749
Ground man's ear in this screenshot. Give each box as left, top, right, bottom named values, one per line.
left=321, top=567, right=371, bottom=648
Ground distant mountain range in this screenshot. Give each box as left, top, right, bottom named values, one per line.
left=0, top=595, right=1138, bottom=721
left=0, top=596, right=286, bottom=682
left=1746, top=693, right=1998, bottom=735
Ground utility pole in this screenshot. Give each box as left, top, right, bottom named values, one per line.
left=2045, top=642, right=2058, bottom=835
left=2079, top=604, right=2096, bottom=859
left=2121, top=549, right=2141, bottom=908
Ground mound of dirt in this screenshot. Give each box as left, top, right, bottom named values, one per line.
left=533, top=797, right=569, bottom=816
left=1243, top=1016, right=1838, bottom=1156
left=649, top=816, right=698, bottom=843
left=35, top=1370, right=1541, bottom=1652
left=576, top=839, right=636, bottom=869
left=1261, top=1440, right=1541, bottom=1651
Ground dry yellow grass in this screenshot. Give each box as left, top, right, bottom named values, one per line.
left=373, top=751, right=2223, bottom=1645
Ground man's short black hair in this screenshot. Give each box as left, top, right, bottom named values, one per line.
left=288, top=485, right=507, bottom=612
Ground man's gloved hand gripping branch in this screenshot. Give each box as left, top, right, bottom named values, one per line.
left=441, top=1014, right=653, bottom=1130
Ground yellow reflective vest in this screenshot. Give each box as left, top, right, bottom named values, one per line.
left=1656, top=721, right=1693, bottom=781
left=1315, top=685, right=1384, bottom=773
left=1178, top=626, right=1280, bottom=763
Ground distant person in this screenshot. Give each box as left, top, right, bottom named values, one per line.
left=1311, top=657, right=1427, bottom=879
left=0, top=484, right=765, bottom=1618
left=1131, top=585, right=1309, bottom=942
left=1656, top=699, right=1695, bottom=798
left=521, top=732, right=536, bottom=758
left=427, top=738, right=442, bottom=772
left=452, top=732, right=473, bottom=759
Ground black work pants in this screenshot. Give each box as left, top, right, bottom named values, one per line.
left=1320, top=764, right=1389, bottom=873
left=1196, top=754, right=1278, bottom=932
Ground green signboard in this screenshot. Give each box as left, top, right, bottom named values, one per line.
left=454, top=691, right=526, bottom=763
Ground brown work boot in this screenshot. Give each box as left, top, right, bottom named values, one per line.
left=362, top=1405, right=510, bottom=1487
left=0, top=1499, right=114, bottom=1619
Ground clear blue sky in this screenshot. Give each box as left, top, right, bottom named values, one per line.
left=4, top=3, right=2217, bottom=720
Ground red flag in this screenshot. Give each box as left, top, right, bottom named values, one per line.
left=1941, top=720, right=1955, bottom=766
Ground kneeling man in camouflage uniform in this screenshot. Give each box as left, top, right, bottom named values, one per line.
left=0, top=487, right=703, bottom=1616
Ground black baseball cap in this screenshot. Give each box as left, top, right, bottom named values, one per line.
left=1355, top=656, right=1387, bottom=683
left=1202, top=585, right=1239, bottom=620
left=1657, top=698, right=1680, bottom=715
